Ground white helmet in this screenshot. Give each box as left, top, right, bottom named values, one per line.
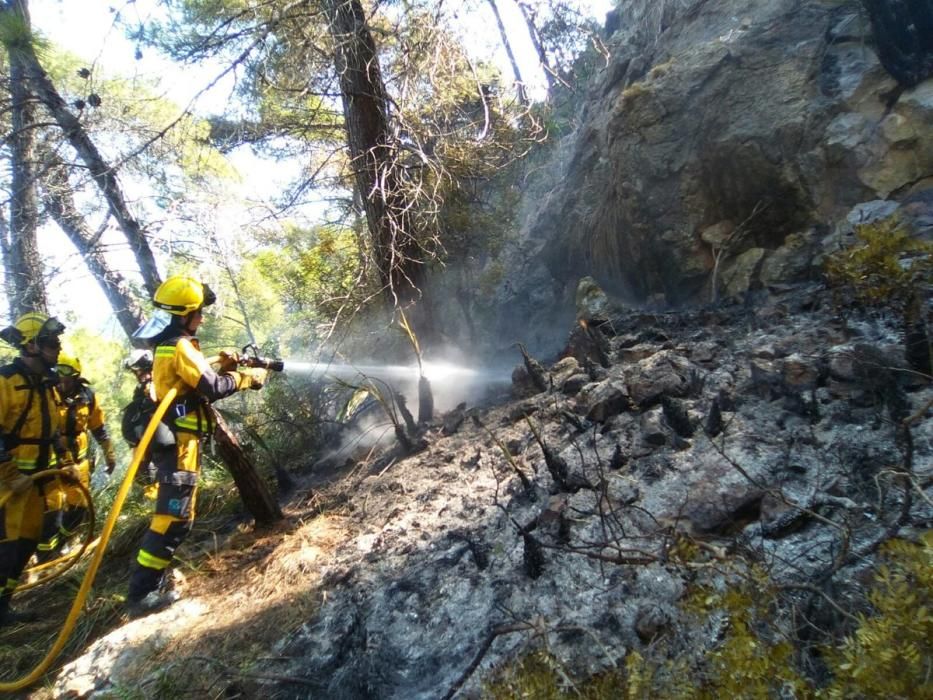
left=125, top=349, right=153, bottom=371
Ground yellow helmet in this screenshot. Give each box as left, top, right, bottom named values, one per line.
left=56, top=352, right=82, bottom=377
left=152, top=275, right=216, bottom=316
left=0, top=312, right=66, bottom=348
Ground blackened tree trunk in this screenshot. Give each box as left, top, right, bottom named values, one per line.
left=39, top=154, right=146, bottom=336
left=862, top=0, right=933, bottom=87
left=325, top=0, right=423, bottom=306
left=212, top=410, right=283, bottom=526
left=3, top=0, right=47, bottom=315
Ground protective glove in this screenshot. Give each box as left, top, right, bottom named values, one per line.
left=247, top=368, right=268, bottom=390
left=102, top=440, right=118, bottom=474
left=9, top=473, right=33, bottom=495
left=217, top=350, right=240, bottom=373
left=60, top=465, right=82, bottom=482
left=232, top=368, right=266, bottom=390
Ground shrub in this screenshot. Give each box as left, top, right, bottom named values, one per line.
left=823, top=532, right=933, bottom=699
left=825, top=216, right=932, bottom=315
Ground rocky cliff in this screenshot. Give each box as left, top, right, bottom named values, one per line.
left=489, top=0, right=933, bottom=348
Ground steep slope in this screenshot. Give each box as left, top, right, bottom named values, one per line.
left=50, top=278, right=931, bottom=698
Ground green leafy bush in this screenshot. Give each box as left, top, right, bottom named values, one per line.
left=824, top=532, right=933, bottom=699
left=825, top=216, right=932, bottom=314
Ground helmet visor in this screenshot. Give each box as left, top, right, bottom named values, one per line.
left=132, top=309, right=173, bottom=344
left=201, top=282, right=216, bottom=308
left=56, top=363, right=79, bottom=377
left=35, top=317, right=65, bottom=350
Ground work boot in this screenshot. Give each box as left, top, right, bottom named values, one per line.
left=0, top=597, right=38, bottom=628
left=125, top=589, right=181, bottom=620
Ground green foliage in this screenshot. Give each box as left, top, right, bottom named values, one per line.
left=485, top=534, right=933, bottom=699
left=678, top=569, right=807, bottom=699
left=0, top=8, right=48, bottom=53
left=251, top=222, right=366, bottom=334
left=485, top=650, right=627, bottom=699
left=825, top=216, right=933, bottom=314
left=824, top=532, right=933, bottom=699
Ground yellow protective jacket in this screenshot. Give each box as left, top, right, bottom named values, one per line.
left=0, top=359, right=70, bottom=483
left=60, top=383, right=114, bottom=472
left=153, top=336, right=251, bottom=435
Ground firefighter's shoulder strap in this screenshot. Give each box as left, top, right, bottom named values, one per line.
left=0, top=361, right=43, bottom=449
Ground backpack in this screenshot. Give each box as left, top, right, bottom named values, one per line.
left=121, top=383, right=155, bottom=447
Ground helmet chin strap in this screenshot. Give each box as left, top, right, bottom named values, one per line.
left=183, top=310, right=201, bottom=335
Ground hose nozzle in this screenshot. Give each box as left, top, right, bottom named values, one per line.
left=240, top=343, right=285, bottom=372
left=242, top=356, right=285, bottom=372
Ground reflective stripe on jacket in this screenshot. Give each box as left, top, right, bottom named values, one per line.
left=153, top=336, right=246, bottom=435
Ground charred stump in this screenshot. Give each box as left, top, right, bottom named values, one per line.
left=862, top=0, right=933, bottom=87
left=212, top=411, right=283, bottom=525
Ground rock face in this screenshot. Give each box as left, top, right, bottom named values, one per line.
left=492, top=0, right=933, bottom=340
left=263, top=284, right=932, bottom=699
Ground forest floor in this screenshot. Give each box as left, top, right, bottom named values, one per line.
left=1, top=459, right=361, bottom=698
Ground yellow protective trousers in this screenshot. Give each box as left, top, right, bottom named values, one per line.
left=127, top=431, right=200, bottom=601
left=37, top=460, right=91, bottom=556
left=1, top=479, right=49, bottom=599
left=36, top=478, right=67, bottom=558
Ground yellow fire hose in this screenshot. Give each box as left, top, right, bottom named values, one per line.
left=0, top=387, right=178, bottom=693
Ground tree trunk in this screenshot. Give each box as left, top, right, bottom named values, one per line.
left=0, top=214, right=16, bottom=317
left=3, top=0, right=47, bottom=315
left=212, top=410, right=283, bottom=526
left=862, top=0, right=933, bottom=87
left=14, top=39, right=162, bottom=296
left=39, top=153, right=146, bottom=336
left=325, top=0, right=423, bottom=306
left=487, top=0, right=530, bottom=104
left=517, top=1, right=556, bottom=91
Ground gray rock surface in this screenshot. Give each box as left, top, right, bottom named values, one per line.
left=482, top=0, right=933, bottom=346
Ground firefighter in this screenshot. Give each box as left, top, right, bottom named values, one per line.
left=126, top=275, right=266, bottom=617
left=121, top=349, right=159, bottom=492
left=36, top=353, right=117, bottom=558
left=0, top=312, right=74, bottom=627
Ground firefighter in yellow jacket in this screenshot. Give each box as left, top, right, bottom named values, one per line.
left=127, top=275, right=266, bottom=617
left=0, top=312, right=74, bottom=627
left=36, top=353, right=117, bottom=558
